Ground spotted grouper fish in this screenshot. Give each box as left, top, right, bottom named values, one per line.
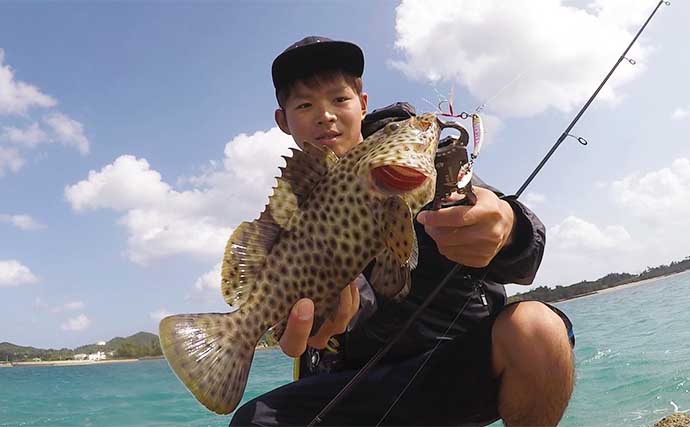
left=159, top=113, right=442, bottom=414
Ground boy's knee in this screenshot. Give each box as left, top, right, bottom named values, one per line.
left=492, top=302, right=572, bottom=374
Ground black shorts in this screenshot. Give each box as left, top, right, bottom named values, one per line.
left=230, top=301, right=575, bottom=426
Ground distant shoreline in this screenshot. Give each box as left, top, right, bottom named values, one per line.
left=554, top=269, right=690, bottom=303
left=596, top=269, right=689, bottom=295
left=8, top=358, right=140, bottom=368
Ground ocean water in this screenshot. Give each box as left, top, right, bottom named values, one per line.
left=2, top=271, right=689, bottom=427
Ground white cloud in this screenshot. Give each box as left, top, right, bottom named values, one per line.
left=60, top=314, right=91, bottom=331
left=66, top=127, right=295, bottom=265
left=43, top=113, right=89, bottom=155
left=671, top=108, right=690, bottom=120
left=549, top=215, right=631, bottom=250
left=522, top=192, right=546, bottom=208
left=0, top=214, right=45, bottom=230
left=0, top=260, right=39, bottom=287
left=392, top=0, right=651, bottom=117
left=194, top=262, right=221, bottom=292
left=1, top=123, right=49, bottom=148
left=0, top=49, right=57, bottom=116
left=611, top=158, right=690, bottom=226
left=65, top=155, right=171, bottom=213
left=52, top=301, right=85, bottom=313
left=0, top=146, right=24, bottom=176
left=149, top=309, right=171, bottom=322
left=515, top=162, right=690, bottom=290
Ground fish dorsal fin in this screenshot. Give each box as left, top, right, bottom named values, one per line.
left=381, top=196, right=418, bottom=267
left=221, top=143, right=337, bottom=307
left=221, top=216, right=280, bottom=307
left=268, top=143, right=338, bottom=228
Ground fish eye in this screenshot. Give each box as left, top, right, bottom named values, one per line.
left=385, top=122, right=400, bottom=134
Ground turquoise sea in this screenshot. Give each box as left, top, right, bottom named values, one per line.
left=2, top=271, right=689, bottom=426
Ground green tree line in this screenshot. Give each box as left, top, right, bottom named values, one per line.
left=509, top=256, right=690, bottom=304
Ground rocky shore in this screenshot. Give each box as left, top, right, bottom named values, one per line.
left=654, top=413, right=690, bottom=427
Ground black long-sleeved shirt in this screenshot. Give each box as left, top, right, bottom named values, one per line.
left=343, top=176, right=546, bottom=367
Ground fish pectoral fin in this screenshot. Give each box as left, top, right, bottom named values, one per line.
left=381, top=196, right=418, bottom=268
left=159, top=312, right=258, bottom=415
left=370, top=249, right=412, bottom=300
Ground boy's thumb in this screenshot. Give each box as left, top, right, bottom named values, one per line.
left=295, top=298, right=314, bottom=321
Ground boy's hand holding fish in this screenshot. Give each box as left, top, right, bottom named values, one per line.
left=280, top=282, right=360, bottom=357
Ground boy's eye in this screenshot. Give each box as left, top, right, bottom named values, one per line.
left=295, top=103, right=311, bottom=110
left=335, top=97, right=349, bottom=103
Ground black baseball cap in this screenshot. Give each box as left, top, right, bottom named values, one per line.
left=271, top=36, right=364, bottom=91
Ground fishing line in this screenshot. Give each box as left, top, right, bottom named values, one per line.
left=308, top=1, right=668, bottom=424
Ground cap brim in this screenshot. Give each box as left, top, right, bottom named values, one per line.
left=272, top=40, right=364, bottom=91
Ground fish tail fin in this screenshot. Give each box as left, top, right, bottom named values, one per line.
left=159, top=311, right=258, bottom=414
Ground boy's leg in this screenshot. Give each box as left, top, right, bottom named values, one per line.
left=230, top=332, right=502, bottom=427
left=491, top=301, right=575, bottom=426
left=230, top=354, right=435, bottom=426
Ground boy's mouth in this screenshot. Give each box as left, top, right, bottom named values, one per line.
left=316, top=131, right=341, bottom=143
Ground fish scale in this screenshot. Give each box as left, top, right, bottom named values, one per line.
left=159, top=113, right=442, bottom=414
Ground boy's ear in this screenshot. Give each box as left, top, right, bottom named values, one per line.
left=360, top=92, right=368, bottom=119
left=275, top=109, right=291, bottom=135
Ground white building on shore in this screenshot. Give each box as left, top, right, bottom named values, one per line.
left=88, top=351, right=106, bottom=361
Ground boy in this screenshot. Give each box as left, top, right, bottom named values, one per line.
left=230, top=36, right=575, bottom=426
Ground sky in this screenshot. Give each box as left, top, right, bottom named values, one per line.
left=1, top=0, right=689, bottom=349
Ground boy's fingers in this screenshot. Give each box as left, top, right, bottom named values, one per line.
left=350, top=282, right=360, bottom=317
left=417, top=204, right=476, bottom=228
left=308, top=282, right=360, bottom=349
left=279, top=298, right=314, bottom=358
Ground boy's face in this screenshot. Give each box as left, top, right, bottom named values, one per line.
left=275, top=75, right=368, bottom=157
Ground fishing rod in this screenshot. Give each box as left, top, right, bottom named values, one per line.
left=308, top=1, right=669, bottom=425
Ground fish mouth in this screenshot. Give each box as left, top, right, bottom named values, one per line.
left=371, top=165, right=428, bottom=193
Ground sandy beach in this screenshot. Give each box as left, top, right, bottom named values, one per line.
left=10, top=358, right=139, bottom=368
left=596, top=269, right=690, bottom=296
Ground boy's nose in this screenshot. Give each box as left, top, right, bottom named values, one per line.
left=317, top=110, right=337, bottom=124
